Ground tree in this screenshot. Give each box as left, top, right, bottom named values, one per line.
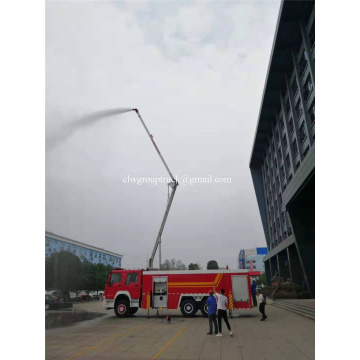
left=188, top=263, right=201, bottom=270
left=257, top=273, right=267, bottom=285
left=45, top=251, right=86, bottom=292
left=161, top=258, right=186, bottom=270
left=206, top=260, right=219, bottom=270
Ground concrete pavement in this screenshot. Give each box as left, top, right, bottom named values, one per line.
left=46, top=301, right=314, bottom=360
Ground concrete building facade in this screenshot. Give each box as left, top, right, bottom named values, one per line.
left=45, top=231, right=123, bottom=267
left=249, top=0, right=315, bottom=297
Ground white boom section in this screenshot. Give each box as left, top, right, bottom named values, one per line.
left=132, top=109, right=178, bottom=269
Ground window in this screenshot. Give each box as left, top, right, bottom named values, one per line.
left=110, top=273, right=122, bottom=284
left=292, top=139, right=298, bottom=157
left=67, top=245, right=70, bottom=251
left=279, top=236, right=282, bottom=243
left=299, top=122, right=307, bottom=144
left=296, top=161, right=300, bottom=170
left=286, top=154, right=291, bottom=170
left=303, top=74, right=314, bottom=101
left=275, top=129, right=280, bottom=142
left=309, top=22, right=315, bottom=50
left=281, top=211, right=285, bottom=226
left=285, top=98, right=291, bottom=115
left=277, top=217, right=280, bottom=228
left=283, top=183, right=287, bottom=191
left=270, top=168, right=274, bottom=178
left=279, top=193, right=282, bottom=206
left=283, top=134, right=288, bottom=149
left=295, top=99, right=303, bottom=119
left=276, top=176, right=280, bottom=189
left=280, top=116, right=285, bottom=130
left=303, top=145, right=310, bottom=158
left=95, top=253, right=97, bottom=258
left=275, top=200, right=278, bottom=211
left=284, top=230, right=288, bottom=238
left=289, top=117, right=294, bottom=135
left=288, top=173, right=293, bottom=182
left=272, top=142, right=275, bottom=153
left=274, top=159, right=278, bottom=169
left=61, top=244, right=64, bottom=251
left=280, top=165, right=285, bottom=179
left=73, top=248, right=76, bottom=254
left=46, top=239, right=50, bottom=247
left=291, top=78, right=299, bottom=97
left=309, top=100, right=315, bottom=127
left=278, top=147, right=282, bottom=160
left=299, top=50, right=308, bottom=78
left=288, top=227, right=293, bottom=236
left=103, top=254, right=106, bottom=260
left=126, top=273, right=138, bottom=285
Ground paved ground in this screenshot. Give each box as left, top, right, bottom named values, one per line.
left=46, top=301, right=314, bottom=360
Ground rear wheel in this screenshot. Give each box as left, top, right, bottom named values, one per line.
left=181, top=299, right=198, bottom=317
left=114, top=300, right=130, bottom=318
left=200, top=300, right=209, bottom=317
left=129, top=307, right=138, bottom=315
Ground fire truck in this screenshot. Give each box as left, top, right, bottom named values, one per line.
left=103, top=268, right=252, bottom=317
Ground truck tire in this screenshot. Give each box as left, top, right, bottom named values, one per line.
left=114, top=300, right=130, bottom=318
left=200, top=300, right=209, bottom=317
left=129, top=307, right=138, bottom=315
left=181, top=299, right=198, bottom=317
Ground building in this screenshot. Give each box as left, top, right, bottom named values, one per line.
left=238, top=247, right=268, bottom=272
left=249, top=0, right=315, bottom=297
left=45, top=231, right=123, bottom=267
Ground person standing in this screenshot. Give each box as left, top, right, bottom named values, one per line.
left=214, top=285, right=234, bottom=337
left=206, top=290, right=218, bottom=335
left=258, top=289, right=267, bottom=321
left=251, top=280, right=257, bottom=307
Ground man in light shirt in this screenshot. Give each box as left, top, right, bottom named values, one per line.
left=213, top=284, right=234, bottom=337
left=258, top=289, right=267, bottom=321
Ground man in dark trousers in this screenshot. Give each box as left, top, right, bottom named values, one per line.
left=206, top=290, right=218, bottom=335
left=214, top=285, right=234, bottom=337
left=258, top=289, right=267, bottom=321
left=251, top=280, right=257, bottom=307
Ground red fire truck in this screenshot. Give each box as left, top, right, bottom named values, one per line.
left=103, top=268, right=252, bottom=318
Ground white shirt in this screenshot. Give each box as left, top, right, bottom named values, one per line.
left=216, top=293, right=228, bottom=310
left=258, top=294, right=265, bottom=303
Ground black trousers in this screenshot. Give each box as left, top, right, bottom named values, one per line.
left=218, top=309, right=231, bottom=332
left=259, top=302, right=266, bottom=318
left=208, top=313, right=218, bottom=333
left=252, top=293, right=257, bottom=307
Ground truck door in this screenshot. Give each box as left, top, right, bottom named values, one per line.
left=124, top=271, right=141, bottom=300
left=152, top=276, right=168, bottom=309
left=105, top=272, right=122, bottom=300
left=231, top=275, right=250, bottom=304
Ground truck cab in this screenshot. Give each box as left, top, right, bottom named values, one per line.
left=104, top=268, right=143, bottom=317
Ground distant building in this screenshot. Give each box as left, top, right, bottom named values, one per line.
left=45, top=231, right=123, bottom=267
left=238, top=247, right=268, bottom=272
left=249, top=0, right=315, bottom=296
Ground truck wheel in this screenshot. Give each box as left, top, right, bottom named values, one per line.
left=129, top=307, right=138, bottom=315
left=114, top=300, right=130, bottom=318
left=200, top=300, right=209, bottom=317
left=181, top=299, right=198, bottom=317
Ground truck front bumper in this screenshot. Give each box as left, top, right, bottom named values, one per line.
left=103, top=298, right=114, bottom=309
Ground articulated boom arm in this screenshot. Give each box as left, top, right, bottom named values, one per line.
left=132, top=109, right=178, bottom=269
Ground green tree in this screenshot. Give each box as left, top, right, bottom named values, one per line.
left=45, top=251, right=86, bottom=292
left=206, top=260, right=219, bottom=270
left=257, top=273, right=267, bottom=285
left=188, top=263, right=201, bottom=270
left=161, top=258, right=186, bottom=270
